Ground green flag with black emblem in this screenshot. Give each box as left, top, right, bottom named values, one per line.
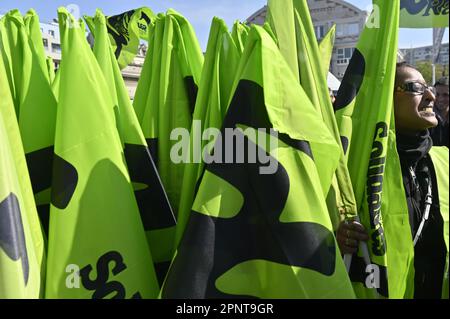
left=161, top=25, right=355, bottom=299
left=334, top=0, right=413, bottom=299
left=84, top=9, right=176, bottom=285
left=400, top=0, right=449, bottom=28
left=175, top=17, right=241, bottom=250
left=45, top=8, right=159, bottom=299
left=0, top=10, right=57, bottom=239
left=133, top=10, right=204, bottom=215
left=106, top=7, right=156, bottom=69
left=0, top=53, right=44, bottom=298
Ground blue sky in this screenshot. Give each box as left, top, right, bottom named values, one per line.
left=0, top=0, right=448, bottom=50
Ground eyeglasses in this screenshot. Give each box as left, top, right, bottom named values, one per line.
left=395, top=81, right=436, bottom=95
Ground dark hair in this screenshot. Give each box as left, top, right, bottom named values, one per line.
left=434, top=76, right=449, bottom=87
left=395, top=62, right=419, bottom=86
left=396, top=61, right=418, bottom=72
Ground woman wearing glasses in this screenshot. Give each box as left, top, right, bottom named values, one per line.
left=338, top=62, right=448, bottom=299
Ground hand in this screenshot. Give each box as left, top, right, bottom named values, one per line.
left=336, top=220, right=369, bottom=255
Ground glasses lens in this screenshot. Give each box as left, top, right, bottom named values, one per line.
left=411, top=82, right=425, bottom=94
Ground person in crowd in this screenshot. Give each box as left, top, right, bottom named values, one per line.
left=329, top=87, right=336, bottom=104
left=337, top=62, right=448, bottom=299
left=429, top=76, right=449, bottom=147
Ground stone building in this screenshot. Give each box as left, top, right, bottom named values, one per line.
left=246, top=0, right=369, bottom=80
left=40, top=21, right=61, bottom=69
left=400, top=43, right=449, bottom=67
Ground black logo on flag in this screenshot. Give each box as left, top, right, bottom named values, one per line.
left=80, top=251, right=141, bottom=299
left=0, top=193, right=30, bottom=285
left=107, top=10, right=135, bottom=59
left=162, top=80, right=338, bottom=298
left=400, top=0, right=449, bottom=16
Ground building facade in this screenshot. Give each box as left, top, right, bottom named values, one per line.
left=400, top=43, right=449, bottom=67
left=246, top=0, right=370, bottom=79
left=40, top=21, right=61, bottom=69
left=122, top=45, right=147, bottom=100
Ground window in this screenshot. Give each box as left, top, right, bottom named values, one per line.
left=314, top=25, right=325, bottom=39
left=337, top=47, right=355, bottom=64
left=49, top=29, right=55, bottom=37
left=347, top=23, right=359, bottom=35
left=43, top=38, right=48, bottom=48
left=336, top=23, right=359, bottom=37
left=51, top=43, right=61, bottom=53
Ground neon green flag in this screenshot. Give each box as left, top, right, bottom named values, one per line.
left=1, top=10, right=57, bottom=238
left=51, top=61, right=60, bottom=99
left=294, top=1, right=358, bottom=230
left=131, top=12, right=161, bottom=125
left=85, top=9, right=176, bottom=284
left=24, top=9, right=49, bottom=83
left=231, top=20, right=250, bottom=54
left=0, top=16, right=16, bottom=109
left=266, top=0, right=299, bottom=82
left=45, top=8, right=159, bottom=299
left=46, top=57, right=55, bottom=84
left=175, top=17, right=241, bottom=250
left=162, top=25, right=354, bottom=299
left=400, top=0, right=449, bottom=28
left=106, top=7, right=156, bottom=69
left=266, top=0, right=357, bottom=228
left=0, top=53, right=44, bottom=298
left=318, top=24, right=336, bottom=80
left=334, top=0, right=413, bottom=298
left=428, top=147, right=449, bottom=299
left=133, top=10, right=204, bottom=214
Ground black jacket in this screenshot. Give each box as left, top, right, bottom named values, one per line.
left=397, top=131, right=447, bottom=299
left=429, top=115, right=449, bottom=148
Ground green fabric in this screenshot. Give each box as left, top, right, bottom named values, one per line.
left=45, top=8, right=159, bottom=299
left=429, top=147, right=449, bottom=299
left=51, top=61, right=60, bottom=99
left=1, top=10, right=57, bottom=152
left=131, top=12, right=160, bottom=125
left=175, top=17, right=241, bottom=250
left=266, top=0, right=299, bottom=82
left=0, top=53, right=44, bottom=298
left=106, top=7, right=156, bottom=69
left=1, top=10, right=57, bottom=240
left=400, top=0, right=449, bottom=28
left=231, top=21, right=250, bottom=54
left=46, top=57, right=55, bottom=84
left=335, top=0, right=412, bottom=299
left=133, top=10, right=204, bottom=214
left=24, top=9, right=49, bottom=83
left=293, top=1, right=357, bottom=222
left=0, top=15, right=16, bottom=112
left=267, top=0, right=357, bottom=226
left=85, top=9, right=176, bottom=274
left=318, top=24, right=335, bottom=80
left=162, top=25, right=354, bottom=299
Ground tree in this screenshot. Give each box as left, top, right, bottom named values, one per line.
left=415, top=61, right=449, bottom=84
